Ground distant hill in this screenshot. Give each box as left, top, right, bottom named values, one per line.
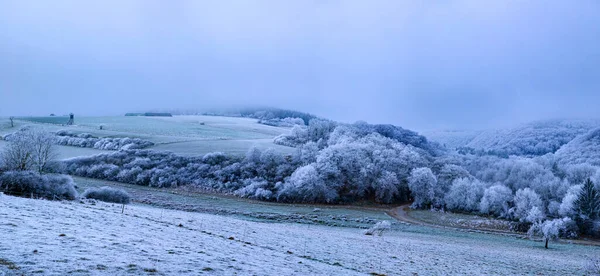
left=555, top=127, right=600, bottom=166
left=420, top=129, right=482, bottom=149
left=423, top=119, right=600, bottom=156
left=125, top=112, right=172, bottom=117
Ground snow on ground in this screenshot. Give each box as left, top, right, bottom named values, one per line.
left=1, top=194, right=598, bottom=275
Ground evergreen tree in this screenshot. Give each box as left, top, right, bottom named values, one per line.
left=574, top=178, right=600, bottom=220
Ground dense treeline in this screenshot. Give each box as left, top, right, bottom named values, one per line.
left=59, top=131, right=432, bottom=204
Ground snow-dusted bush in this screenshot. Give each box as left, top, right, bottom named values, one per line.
left=54, top=130, right=154, bottom=150
left=408, top=167, right=438, bottom=209
left=0, top=171, right=77, bottom=200
left=234, top=178, right=273, bottom=200
left=94, top=137, right=154, bottom=150
left=444, top=178, right=485, bottom=212
left=81, top=186, right=131, bottom=204
left=274, top=125, right=309, bottom=147
left=479, top=184, right=513, bottom=217
left=364, top=221, right=392, bottom=236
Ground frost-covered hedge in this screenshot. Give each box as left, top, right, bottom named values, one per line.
left=54, top=130, right=154, bottom=150
left=82, top=186, right=131, bottom=204
left=0, top=171, right=78, bottom=200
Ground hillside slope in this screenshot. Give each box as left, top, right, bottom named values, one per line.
left=556, top=127, right=600, bottom=166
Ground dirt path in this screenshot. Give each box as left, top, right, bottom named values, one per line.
left=387, top=204, right=600, bottom=247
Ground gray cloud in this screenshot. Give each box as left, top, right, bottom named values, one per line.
left=1, top=0, right=599, bottom=130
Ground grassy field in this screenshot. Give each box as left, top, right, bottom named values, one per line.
left=73, top=176, right=391, bottom=228
left=409, top=209, right=517, bottom=232
left=1, top=115, right=294, bottom=157
left=2, top=194, right=599, bottom=275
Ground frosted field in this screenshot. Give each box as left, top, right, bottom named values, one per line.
left=1, top=116, right=295, bottom=157
left=73, top=176, right=392, bottom=228
left=1, top=194, right=598, bottom=275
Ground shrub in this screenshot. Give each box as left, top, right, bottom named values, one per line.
left=82, top=186, right=131, bottom=204
left=0, top=171, right=78, bottom=200
left=364, top=221, right=392, bottom=236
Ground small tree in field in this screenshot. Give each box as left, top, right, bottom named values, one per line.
left=9, top=116, right=14, bottom=127
left=528, top=217, right=572, bottom=249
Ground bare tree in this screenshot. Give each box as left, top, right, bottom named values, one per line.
left=30, top=129, right=57, bottom=173
left=9, top=116, right=14, bottom=128
left=1, top=131, right=34, bottom=171
left=1, top=129, right=56, bottom=173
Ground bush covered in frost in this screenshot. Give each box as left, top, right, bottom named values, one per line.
left=82, top=186, right=131, bottom=204
left=0, top=171, right=78, bottom=200
left=364, top=221, right=392, bottom=236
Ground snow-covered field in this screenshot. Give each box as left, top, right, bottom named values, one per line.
left=1, top=194, right=598, bottom=275
left=1, top=116, right=294, bottom=157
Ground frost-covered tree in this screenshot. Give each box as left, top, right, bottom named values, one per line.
left=528, top=217, right=573, bottom=249
left=276, top=164, right=337, bottom=203
left=294, top=141, right=319, bottom=165
left=435, top=164, right=472, bottom=206
left=511, top=188, right=545, bottom=223
left=408, top=167, right=438, bottom=209
left=479, top=184, right=513, bottom=217
left=565, top=164, right=598, bottom=187
left=30, top=129, right=57, bottom=173
left=559, top=185, right=583, bottom=218
left=444, top=178, right=485, bottom=212
left=373, top=171, right=400, bottom=204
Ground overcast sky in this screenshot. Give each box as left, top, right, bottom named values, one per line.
left=1, top=1, right=599, bottom=130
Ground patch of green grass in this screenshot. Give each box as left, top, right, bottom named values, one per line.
left=0, top=258, right=19, bottom=270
